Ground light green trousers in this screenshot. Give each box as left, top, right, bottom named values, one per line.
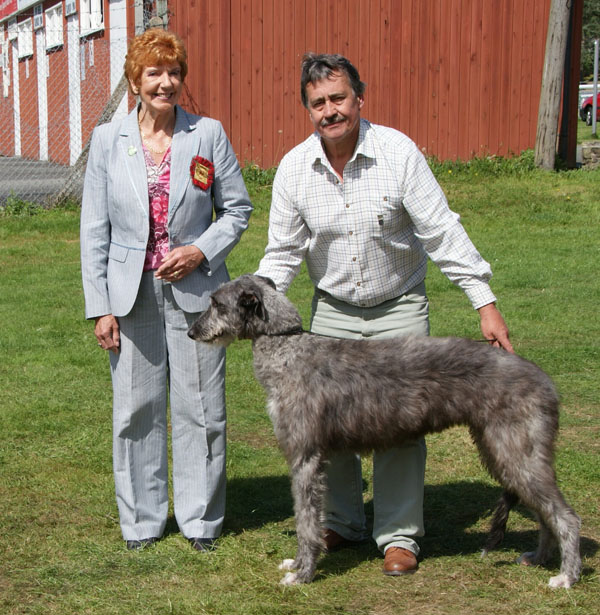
left=310, top=282, right=429, bottom=555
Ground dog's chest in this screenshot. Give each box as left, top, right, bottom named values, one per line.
left=252, top=339, right=307, bottom=389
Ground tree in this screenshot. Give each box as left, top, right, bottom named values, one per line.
left=581, top=0, right=600, bottom=79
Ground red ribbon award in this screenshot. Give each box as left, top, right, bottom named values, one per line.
left=190, top=156, right=215, bottom=190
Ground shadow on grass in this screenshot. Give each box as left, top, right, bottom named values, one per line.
left=160, top=477, right=596, bottom=581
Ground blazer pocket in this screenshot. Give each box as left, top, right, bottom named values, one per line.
left=108, top=243, right=130, bottom=263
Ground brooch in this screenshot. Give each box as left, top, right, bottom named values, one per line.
left=190, top=156, right=215, bottom=190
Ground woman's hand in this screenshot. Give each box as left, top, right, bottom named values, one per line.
left=155, top=246, right=206, bottom=282
left=95, top=314, right=120, bottom=354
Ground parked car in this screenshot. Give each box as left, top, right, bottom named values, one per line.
left=580, top=92, right=600, bottom=125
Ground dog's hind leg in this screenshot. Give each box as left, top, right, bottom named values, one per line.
left=482, top=490, right=519, bottom=557
left=279, top=453, right=327, bottom=585
left=499, top=462, right=581, bottom=588
left=475, top=413, right=581, bottom=588
left=520, top=494, right=581, bottom=588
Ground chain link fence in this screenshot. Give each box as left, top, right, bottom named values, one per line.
left=0, top=3, right=165, bottom=208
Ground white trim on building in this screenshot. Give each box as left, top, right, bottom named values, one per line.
left=67, top=13, right=81, bottom=165
left=35, top=26, right=47, bottom=160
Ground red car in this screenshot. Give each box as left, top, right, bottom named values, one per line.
left=580, top=92, right=600, bottom=125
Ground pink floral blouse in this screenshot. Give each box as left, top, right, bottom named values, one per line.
left=142, top=145, right=172, bottom=271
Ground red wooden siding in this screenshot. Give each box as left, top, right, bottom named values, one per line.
left=19, top=53, right=39, bottom=160
left=46, top=43, right=71, bottom=165
left=170, top=0, right=555, bottom=167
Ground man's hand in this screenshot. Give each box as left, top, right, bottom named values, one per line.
left=477, top=303, right=514, bottom=353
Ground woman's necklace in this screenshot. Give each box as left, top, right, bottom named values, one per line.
left=138, top=121, right=172, bottom=155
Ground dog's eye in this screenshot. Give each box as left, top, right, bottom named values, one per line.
left=211, top=297, right=229, bottom=313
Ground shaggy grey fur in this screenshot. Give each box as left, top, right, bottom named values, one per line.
left=188, top=274, right=581, bottom=588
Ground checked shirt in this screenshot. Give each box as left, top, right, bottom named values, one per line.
left=257, top=119, right=497, bottom=309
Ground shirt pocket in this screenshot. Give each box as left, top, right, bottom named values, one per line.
left=369, top=195, right=404, bottom=239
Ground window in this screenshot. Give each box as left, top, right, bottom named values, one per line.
left=7, top=19, right=17, bottom=41
left=2, top=38, right=9, bottom=98
left=80, top=0, right=104, bottom=36
left=33, top=5, right=44, bottom=30
left=65, top=0, right=77, bottom=17
left=45, top=4, right=63, bottom=49
left=0, top=36, right=6, bottom=69
left=17, top=19, right=33, bottom=59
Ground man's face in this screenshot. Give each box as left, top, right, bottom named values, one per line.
left=305, top=71, right=364, bottom=149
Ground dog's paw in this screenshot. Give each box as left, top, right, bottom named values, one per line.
left=279, top=571, right=300, bottom=586
left=278, top=559, right=296, bottom=571
left=516, top=551, right=537, bottom=566
left=548, top=573, right=574, bottom=589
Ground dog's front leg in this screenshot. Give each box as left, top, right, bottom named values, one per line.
left=279, top=453, right=326, bottom=585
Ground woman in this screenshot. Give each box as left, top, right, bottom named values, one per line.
left=80, top=29, right=252, bottom=551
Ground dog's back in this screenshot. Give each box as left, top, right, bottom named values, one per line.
left=253, top=332, right=559, bottom=453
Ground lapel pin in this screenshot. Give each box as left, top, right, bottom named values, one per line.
left=128, top=146, right=137, bottom=156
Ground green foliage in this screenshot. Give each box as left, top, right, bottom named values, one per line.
left=0, top=194, right=81, bottom=218
left=428, top=150, right=537, bottom=179
left=581, top=0, right=600, bottom=79
left=0, top=193, right=44, bottom=217
left=0, top=169, right=599, bottom=614
left=241, top=162, right=277, bottom=187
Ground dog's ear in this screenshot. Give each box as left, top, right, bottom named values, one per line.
left=238, top=290, right=268, bottom=321
left=256, top=275, right=277, bottom=290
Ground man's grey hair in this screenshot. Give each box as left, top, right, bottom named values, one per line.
left=300, top=53, right=366, bottom=108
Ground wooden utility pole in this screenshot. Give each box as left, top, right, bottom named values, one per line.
left=535, top=0, right=571, bottom=170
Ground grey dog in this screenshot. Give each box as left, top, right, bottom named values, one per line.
left=188, top=274, right=581, bottom=588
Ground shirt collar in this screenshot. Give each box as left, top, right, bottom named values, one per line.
left=310, top=118, right=375, bottom=169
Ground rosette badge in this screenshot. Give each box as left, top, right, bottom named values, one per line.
left=190, top=156, right=215, bottom=190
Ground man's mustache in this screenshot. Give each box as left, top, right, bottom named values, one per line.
left=320, top=114, right=344, bottom=127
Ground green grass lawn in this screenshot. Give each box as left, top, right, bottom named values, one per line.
left=0, top=160, right=598, bottom=614
left=577, top=117, right=600, bottom=143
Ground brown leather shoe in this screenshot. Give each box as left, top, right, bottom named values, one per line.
left=383, top=547, right=418, bottom=576
left=323, top=528, right=358, bottom=552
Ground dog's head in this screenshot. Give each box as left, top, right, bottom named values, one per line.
left=188, top=274, right=301, bottom=345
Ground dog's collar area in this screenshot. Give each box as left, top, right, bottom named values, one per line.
left=262, top=326, right=307, bottom=337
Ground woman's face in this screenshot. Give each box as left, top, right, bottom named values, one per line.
left=135, top=62, right=183, bottom=116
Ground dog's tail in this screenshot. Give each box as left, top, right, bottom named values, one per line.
left=481, top=490, right=519, bottom=557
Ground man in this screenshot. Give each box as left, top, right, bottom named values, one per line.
left=256, top=53, right=513, bottom=576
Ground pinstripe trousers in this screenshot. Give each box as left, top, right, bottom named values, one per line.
left=310, top=282, right=429, bottom=556
left=109, top=272, right=226, bottom=541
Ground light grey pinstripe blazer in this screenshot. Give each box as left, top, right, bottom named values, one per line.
left=80, top=105, right=252, bottom=319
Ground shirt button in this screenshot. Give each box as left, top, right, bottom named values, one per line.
left=346, top=203, right=350, bottom=208
left=356, top=282, right=361, bottom=286
left=352, top=257, right=357, bottom=261
left=349, top=230, right=353, bottom=235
